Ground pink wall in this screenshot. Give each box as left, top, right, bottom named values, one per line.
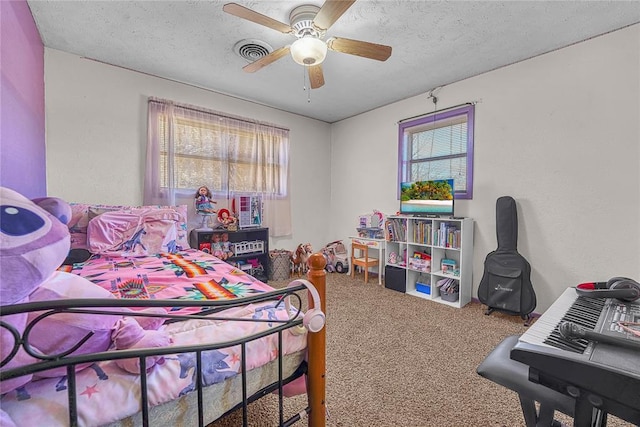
left=0, top=0, right=46, bottom=198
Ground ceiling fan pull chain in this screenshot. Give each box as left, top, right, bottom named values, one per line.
left=307, top=67, right=312, bottom=103
left=302, top=65, right=307, bottom=91
left=302, top=65, right=312, bottom=103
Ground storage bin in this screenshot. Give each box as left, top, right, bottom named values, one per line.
left=441, top=291, right=459, bottom=302
left=269, top=249, right=291, bottom=281
left=416, top=282, right=431, bottom=295
left=384, top=265, right=406, bottom=293
left=408, top=257, right=430, bottom=272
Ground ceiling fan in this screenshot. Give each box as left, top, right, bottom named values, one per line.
left=223, top=1, right=392, bottom=89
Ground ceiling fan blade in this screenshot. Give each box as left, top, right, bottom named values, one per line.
left=308, top=65, right=325, bottom=89
left=243, top=46, right=291, bottom=73
left=313, top=0, right=357, bottom=31
left=327, top=37, right=392, bottom=61
left=223, top=3, right=292, bottom=34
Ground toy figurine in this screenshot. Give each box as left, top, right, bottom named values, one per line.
left=388, top=251, right=397, bottom=264
left=195, top=186, right=217, bottom=214
left=290, top=243, right=312, bottom=276
left=221, top=233, right=234, bottom=259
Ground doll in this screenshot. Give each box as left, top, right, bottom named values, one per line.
left=251, top=199, right=261, bottom=225
left=211, top=233, right=225, bottom=260
left=322, top=248, right=336, bottom=273
left=195, top=186, right=217, bottom=213
left=218, top=209, right=237, bottom=228
left=221, top=233, right=234, bottom=259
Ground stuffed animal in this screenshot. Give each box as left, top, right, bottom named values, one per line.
left=0, top=187, right=171, bottom=395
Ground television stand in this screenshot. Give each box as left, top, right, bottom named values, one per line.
left=384, top=215, right=474, bottom=308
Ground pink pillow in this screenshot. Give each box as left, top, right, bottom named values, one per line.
left=68, top=203, right=189, bottom=251
left=68, top=203, right=91, bottom=250
left=87, top=207, right=188, bottom=255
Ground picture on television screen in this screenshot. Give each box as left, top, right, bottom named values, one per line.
left=400, top=179, right=454, bottom=216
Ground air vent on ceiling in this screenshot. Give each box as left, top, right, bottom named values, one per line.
left=233, top=39, right=273, bottom=62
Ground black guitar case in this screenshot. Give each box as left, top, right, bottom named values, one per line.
left=478, top=196, right=536, bottom=324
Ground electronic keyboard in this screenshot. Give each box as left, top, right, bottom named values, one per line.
left=511, top=287, right=640, bottom=425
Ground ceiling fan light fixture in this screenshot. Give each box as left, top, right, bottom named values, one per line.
left=290, top=36, right=327, bottom=66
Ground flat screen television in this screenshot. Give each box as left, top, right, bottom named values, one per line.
left=400, top=179, right=454, bottom=217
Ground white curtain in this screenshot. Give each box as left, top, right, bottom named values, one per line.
left=145, top=98, right=292, bottom=236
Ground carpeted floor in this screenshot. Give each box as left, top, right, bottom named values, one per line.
left=210, top=273, right=634, bottom=427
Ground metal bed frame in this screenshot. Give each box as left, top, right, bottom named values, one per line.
left=1, top=256, right=328, bottom=427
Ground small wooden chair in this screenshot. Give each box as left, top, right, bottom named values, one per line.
left=351, top=242, right=379, bottom=284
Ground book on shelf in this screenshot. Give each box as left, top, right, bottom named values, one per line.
left=411, top=220, right=432, bottom=245
left=435, top=223, right=461, bottom=248
left=385, top=218, right=406, bottom=242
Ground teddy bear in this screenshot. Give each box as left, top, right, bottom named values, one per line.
left=0, top=187, right=172, bottom=397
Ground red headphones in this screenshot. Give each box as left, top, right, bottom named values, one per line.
left=575, top=277, right=640, bottom=302
left=284, top=279, right=325, bottom=333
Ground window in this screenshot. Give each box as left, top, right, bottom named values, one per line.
left=145, top=99, right=292, bottom=236
left=398, top=104, right=474, bottom=199
left=149, top=99, right=289, bottom=198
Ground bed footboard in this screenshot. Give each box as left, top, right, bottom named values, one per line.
left=307, top=253, right=327, bottom=427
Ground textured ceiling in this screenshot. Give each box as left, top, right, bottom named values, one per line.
left=27, top=1, right=640, bottom=123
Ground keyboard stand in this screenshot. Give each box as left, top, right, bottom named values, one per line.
left=477, top=335, right=576, bottom=427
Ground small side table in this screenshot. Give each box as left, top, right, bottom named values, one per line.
left=349, top=236, right=386, bottom=285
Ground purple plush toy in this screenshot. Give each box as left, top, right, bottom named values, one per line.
left=0, top=187, right=172, bottom=398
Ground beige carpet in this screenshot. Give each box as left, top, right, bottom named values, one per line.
left=210, top=273, right=634, bottom=427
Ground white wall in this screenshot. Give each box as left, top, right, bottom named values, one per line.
left=330, top=25, right=640, bottom=313
left=45, top=25, right=639, bottom=313
left=44, top=49, right=332, bottom=251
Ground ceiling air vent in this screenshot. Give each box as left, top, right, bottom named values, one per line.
left=233, top=39, right=273, bottom=62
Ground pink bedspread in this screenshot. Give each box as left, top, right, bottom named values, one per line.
left=59, top=249, right=275, bottom=315
left=1, top=250, right=308, bottom=426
